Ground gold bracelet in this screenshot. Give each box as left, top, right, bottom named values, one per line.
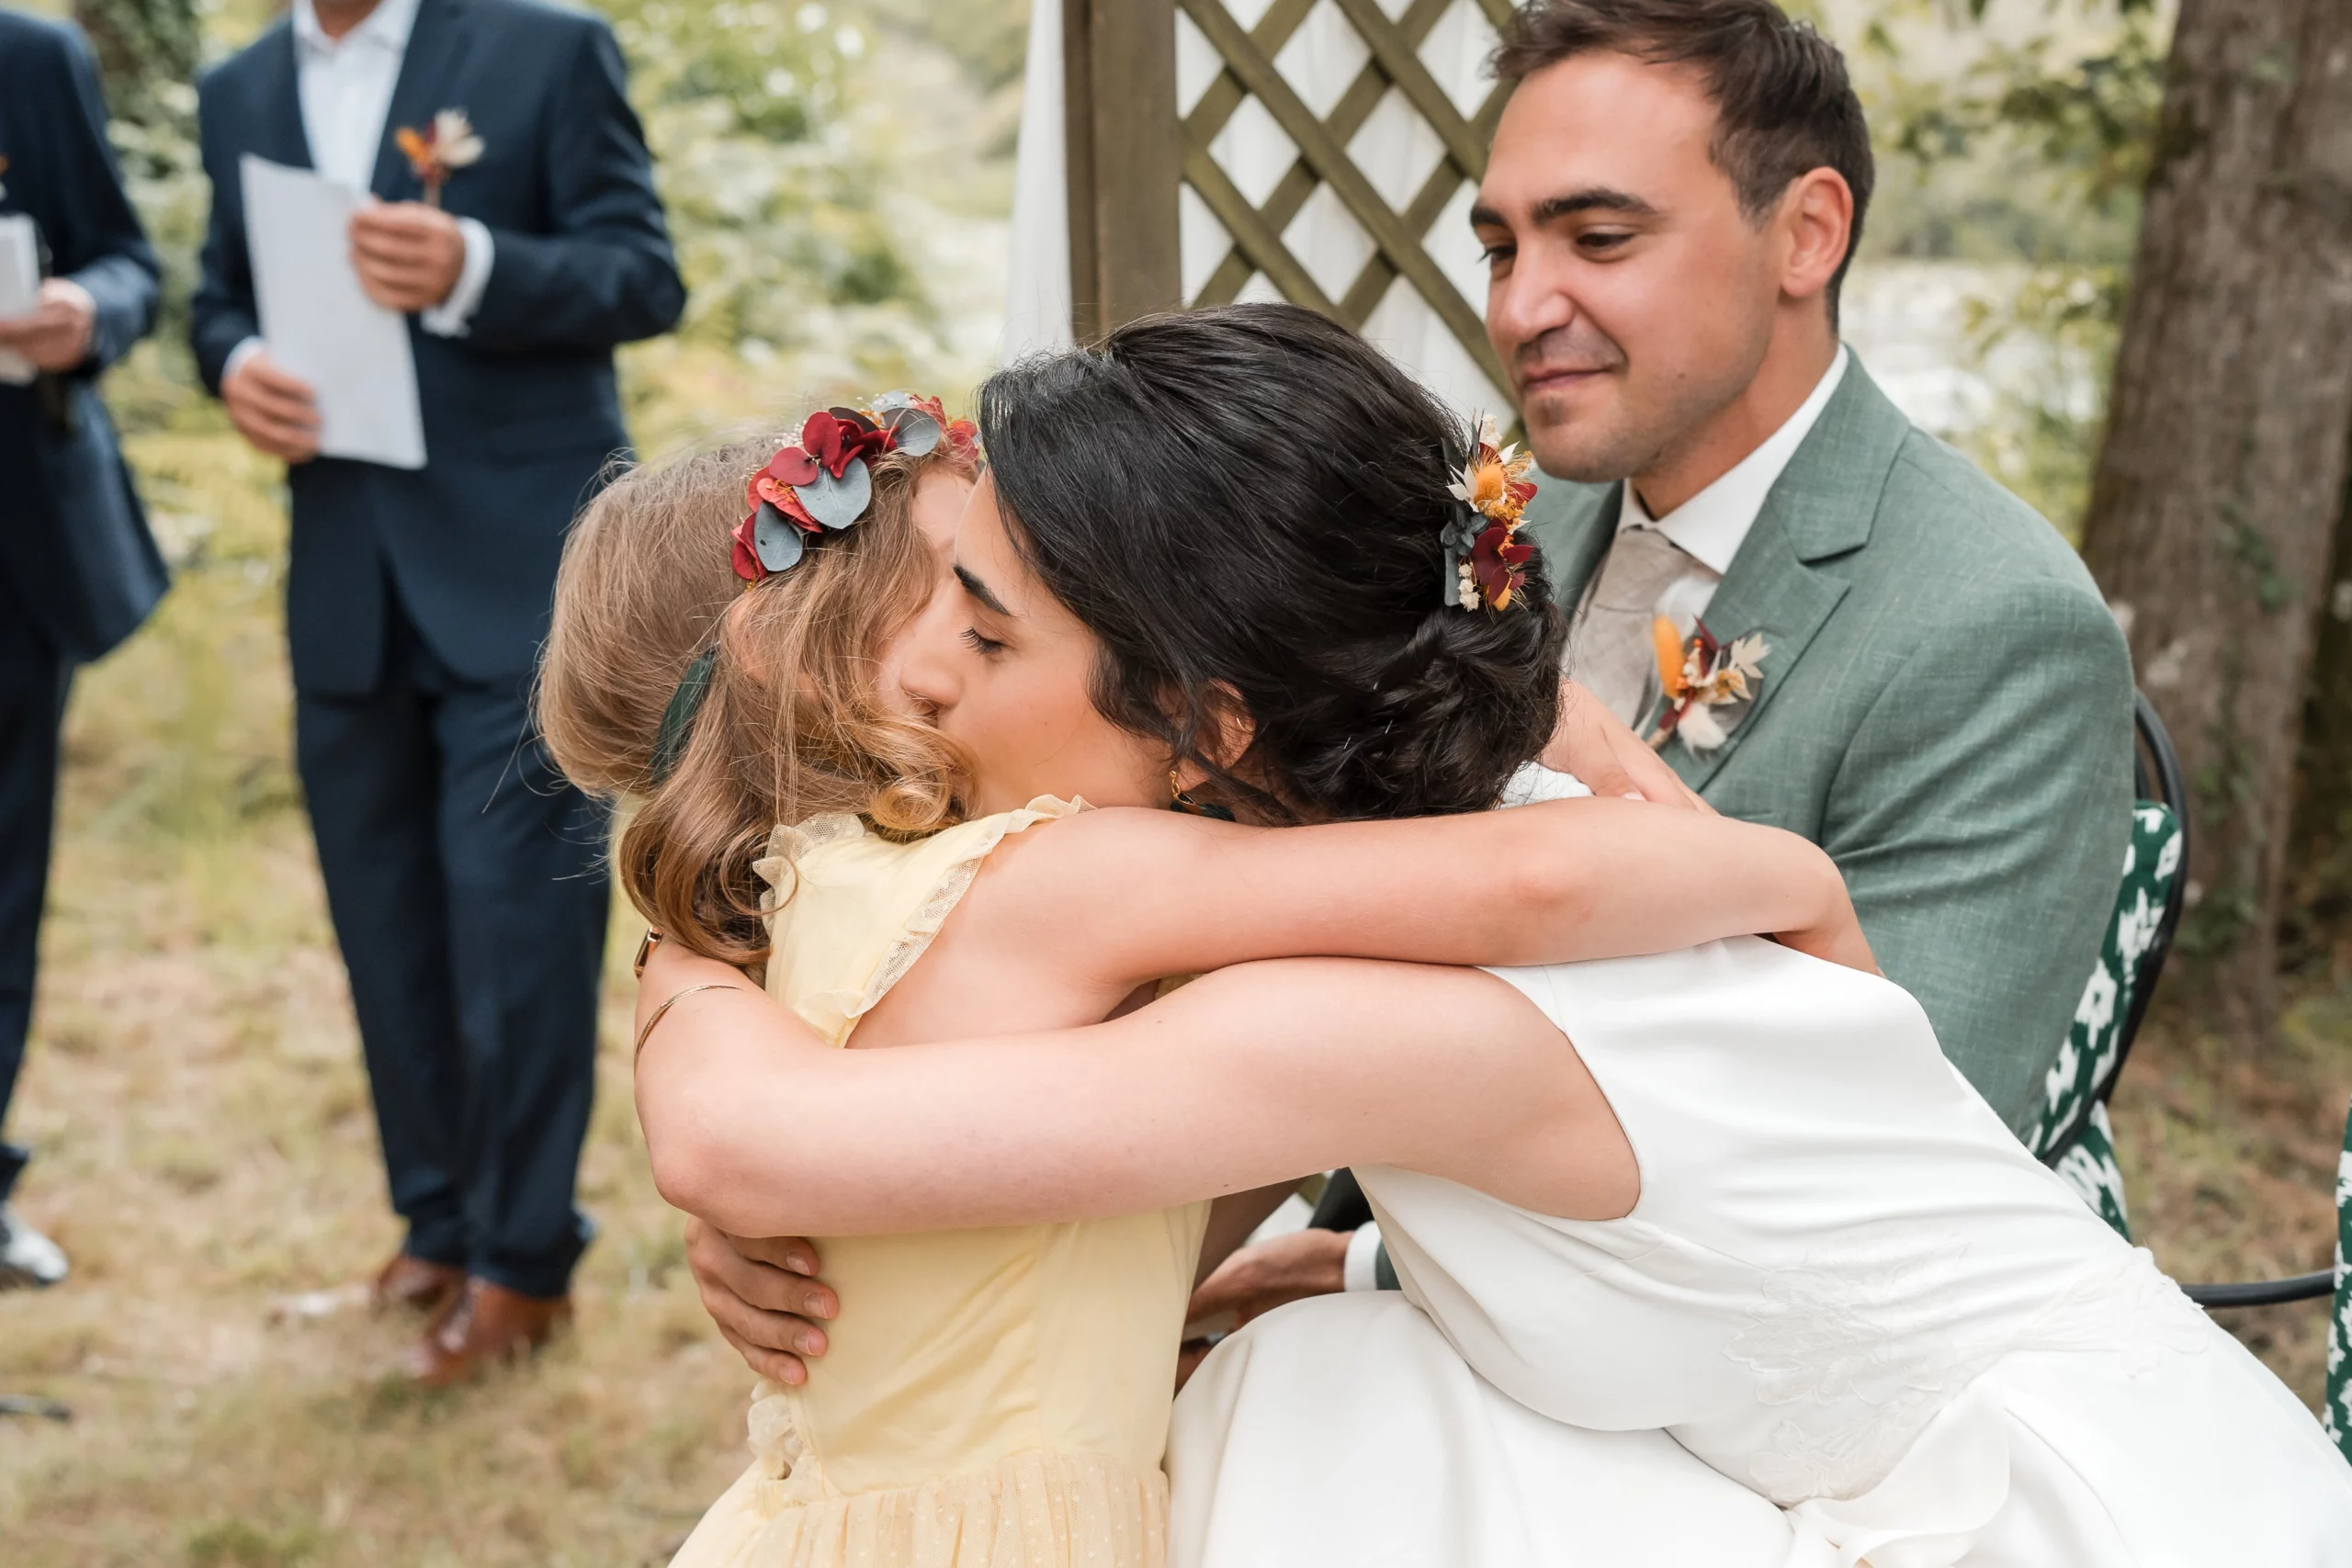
left=634, top=982, right=748, bottom=1065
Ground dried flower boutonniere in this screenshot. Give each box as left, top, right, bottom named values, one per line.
left=1646, top=618, right=1770, bottom=752
left=1442, top=413, right=1540, bottom=611
left=395, top=110, right=485, bottom=208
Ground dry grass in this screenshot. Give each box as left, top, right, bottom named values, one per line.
left=2, top=429, right=2347, bottom=1562
left=0, top=433, right=751, bottom=1566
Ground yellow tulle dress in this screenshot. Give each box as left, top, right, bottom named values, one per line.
left=668, top=797, right=1211, bottom=1568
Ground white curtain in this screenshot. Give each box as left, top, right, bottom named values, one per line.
left=1004, top=0, right=1510, bottom=423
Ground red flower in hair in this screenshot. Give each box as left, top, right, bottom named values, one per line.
left=944, top=417, right=981, bottom=467
left=1469, top=521, right=1534, bottom=610
left=788, top=408, right=894, bottom=480
left=733, top=449, right=822, bottom=582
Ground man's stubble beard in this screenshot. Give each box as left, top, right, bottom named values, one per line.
left=1524, top=358, right=1761, bottom=490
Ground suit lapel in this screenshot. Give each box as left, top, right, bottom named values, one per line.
left=372, top=0, right=471, bottom=201
left=1524, top=475, right=1622, bottom=604
left=254, top=26, right=314, bottom=170
left=1666, top=359, right=1914, bottom=791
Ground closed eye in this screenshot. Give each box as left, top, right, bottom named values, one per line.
left=960, top=626, right=1006, bottom=657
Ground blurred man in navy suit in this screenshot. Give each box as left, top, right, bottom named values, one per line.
left=0, top=6, right=167, bottom=1292
left=192, top=0, right=684, bottom=1382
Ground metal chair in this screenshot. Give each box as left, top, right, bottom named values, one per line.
left=2044, top=693, right=2332, bottom=1309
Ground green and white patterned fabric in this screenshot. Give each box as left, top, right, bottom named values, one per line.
left=2032, top=802, right=2184, bottom=1238
left=2327, top=1100, right=2352, bottom=1463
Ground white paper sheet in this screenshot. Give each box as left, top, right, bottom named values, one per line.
left=241, top=154, right=426, bottom=469
left=0, top=215, right=41, bottom=386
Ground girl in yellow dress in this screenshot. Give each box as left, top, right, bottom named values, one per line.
left=538, top=374, right=1865, bottom=1568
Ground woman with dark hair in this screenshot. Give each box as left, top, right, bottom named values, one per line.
left=542, top=321, right=1863, bottom=1568
left=628, top=305, right=2352, bottom=1566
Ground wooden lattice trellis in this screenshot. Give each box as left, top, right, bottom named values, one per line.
left=1060, top=0, right=1517, bottom=400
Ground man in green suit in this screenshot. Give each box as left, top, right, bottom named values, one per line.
left=1472, top=0, right=2132, bottom=1141
left=672, top=0, right=2139, bottom=1377
left=1174, top=0, right=2134, bottom=1317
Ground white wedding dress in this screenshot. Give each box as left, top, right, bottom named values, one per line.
left=1169, top=773, right=2352, bottom=1567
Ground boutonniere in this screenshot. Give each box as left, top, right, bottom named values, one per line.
left=395, top=110, right=484, bottom=208
left=1646, top=618, right=1770, bottom=753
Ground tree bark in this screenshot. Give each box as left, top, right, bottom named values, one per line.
left=2079, top=0, right=2352, bottom=1037
left=2283, top=451, right=2352, bottom=976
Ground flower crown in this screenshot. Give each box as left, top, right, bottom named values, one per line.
left=732, top=392, right=979, bottom=583
left=1438, top=414, right=1538, bottom=612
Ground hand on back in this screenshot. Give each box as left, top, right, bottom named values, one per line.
left=684, top=1218, right=836, bottom=1386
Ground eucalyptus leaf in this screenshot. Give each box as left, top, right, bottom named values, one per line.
left=752, top=502, right=808, bottom=572
left=794, top=460, right=872, bottom=528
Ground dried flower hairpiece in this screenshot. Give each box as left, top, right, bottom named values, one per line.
left=1440, top=413, right=1539, bottom=611
left=396, top=109, right=484, bottom=208
left=732, top=391, right=978, bottom=581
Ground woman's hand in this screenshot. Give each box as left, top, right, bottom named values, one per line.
left=684, top=1218, right=838, bottom=1386
left=1541, top=681, right=1710, bottom=810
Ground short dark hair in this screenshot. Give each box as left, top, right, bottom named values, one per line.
left=978, top=304, right=1566, bottom=825
left=1494, top=0, right=1874, bottom=319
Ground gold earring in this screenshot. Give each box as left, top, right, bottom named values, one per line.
left=1168, top=768, right=1237, bottom=821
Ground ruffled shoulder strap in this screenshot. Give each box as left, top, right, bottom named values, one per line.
left=756, top=795, right=1086, bottom=1045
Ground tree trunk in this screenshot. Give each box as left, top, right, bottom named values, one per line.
left=2283, top=452, right=2352, bottom=976
left=2079, top=0, right=2352, bottom=1038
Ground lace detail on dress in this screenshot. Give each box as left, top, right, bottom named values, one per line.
left=854, top=796, right=1083, bottom=1023
left=753, top=797, right=1086, bottom=1041
left=753, top=812, right=870, bottom=915
left=1726, top=1235, right=2211, bottom=1504
left=1726, top=1234, right=1991, bottom=1504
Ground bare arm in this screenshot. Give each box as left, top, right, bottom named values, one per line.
left=981, top=793, right=1866, bottom=1004
left=636, top=946, right=1623, bottom=1240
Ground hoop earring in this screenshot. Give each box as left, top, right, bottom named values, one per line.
left=1168, top=768, right=1237, bottom=822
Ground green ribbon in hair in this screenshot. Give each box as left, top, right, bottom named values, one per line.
left=650, top=646, right=718, bottom=786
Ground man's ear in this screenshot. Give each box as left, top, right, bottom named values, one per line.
left=1777, top=167, right=1854, bottom=307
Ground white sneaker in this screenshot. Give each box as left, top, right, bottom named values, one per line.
left=0, top=1207, right=67, bottom=1289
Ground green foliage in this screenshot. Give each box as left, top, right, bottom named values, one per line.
left=1858, top=0, right=2169, bottom=535
left=602, top=0, right=923, bottom=354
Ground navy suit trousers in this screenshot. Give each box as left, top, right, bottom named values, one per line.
left=0, top=576, right=73, bottom=1203
left=295, top=601, right=609, bottom=1296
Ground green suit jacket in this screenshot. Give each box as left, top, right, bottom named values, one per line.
left=1522, top=357, right=2135, bottom=1137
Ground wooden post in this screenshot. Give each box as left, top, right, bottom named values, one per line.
left=1063, top=0, right=1181, bottom=341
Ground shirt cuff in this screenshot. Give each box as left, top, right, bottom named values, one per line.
left=1342, top=1223, right=1385, bottom=1292
left=222, top=335, right=266, bottom=386
left=420, top=217, right=494, bottom=338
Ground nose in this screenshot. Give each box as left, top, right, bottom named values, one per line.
left=890, top=576, right=962, bottom=714
left=1487, top=237, right=1579, bottom=371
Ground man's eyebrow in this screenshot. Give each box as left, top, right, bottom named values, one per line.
left=954, top=562, right=1015, bottom=617
left=1532, top=187, right=1660, bottom=223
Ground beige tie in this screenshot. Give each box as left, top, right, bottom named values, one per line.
left=1569, top=525, right=1695, bottom=728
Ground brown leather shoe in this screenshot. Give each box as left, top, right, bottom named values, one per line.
left=400, top=1278, right=571, bottom=1388
left=371, top=1252, right=465, bottom=1317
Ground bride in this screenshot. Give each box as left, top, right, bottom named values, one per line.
left=605, top=305, right=2351, bottom=1564
left=540, top=322, right=1860, bottom=1567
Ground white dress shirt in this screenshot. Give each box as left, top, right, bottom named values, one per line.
left=226, top=0, right=492, bottom=382
left=1605, top=345, right=1850, bottom=637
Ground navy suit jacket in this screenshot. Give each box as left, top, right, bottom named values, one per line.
left=191, top=0, right=684, bottom=694
left=0, top=8, right=166, bottom=662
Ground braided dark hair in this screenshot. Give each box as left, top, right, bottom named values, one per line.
left=977, top=303, right=1565, bottom=823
